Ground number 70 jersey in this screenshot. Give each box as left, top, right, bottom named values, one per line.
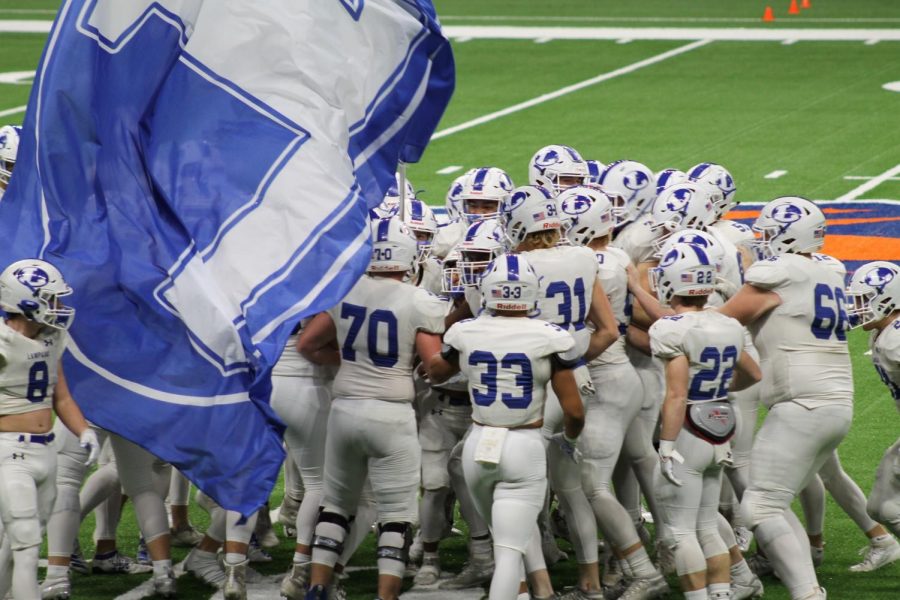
left=0, top=319, right=66, bottom=415
left=743, top=253, right=853, bottom=408
left=444, top=314, right=574, bottom=428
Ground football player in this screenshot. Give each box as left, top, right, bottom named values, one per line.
left=299, top=217, right=446, bottom=600
left=648, top=243, right=761, bottom=600
left=0, top=124, right=21, bottom=197
left=528, top=144, right=589, bottom=195
left=720, top=197, right=852, bottom=600
left=845, top=261, right=900, bottom=567
left=0, top=259, right=99, bottom=600
left=431, top=170, right=475, bottom=259
left=502, top=185, right=625, bottom=598
left=458, top=167, right=514, bottom=224
left=431, top=253, right=585, bottom=600
left=559, top=185, right=669, bottom=600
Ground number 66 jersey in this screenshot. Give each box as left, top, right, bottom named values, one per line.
left=444, top=314, right=574, bottom=427
left=743, top=253, right=853, bottom=408
left=0, top=319, right=66, bottom=414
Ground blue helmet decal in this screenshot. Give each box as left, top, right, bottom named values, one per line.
left=561, top=194, right=593, bottom=215
left=534, top=150, right=560, bottom=170
left=507, top=189, right=530, bottom=210
left=864, top=266, right=896, bottom=290
left=771, top=203, right=804, bottom=224
left=665, top=187, right=693, bottom=213
left=675, top=232, right=710, bottom=247
left=14, top=266, right=50, bottom=291
left=688, top=244, right=711, bottom=265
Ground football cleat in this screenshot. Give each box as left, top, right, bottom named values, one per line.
left=185, top=548, right=226, bottom=587
left=734, top=526, right=754, bottom=553
left=223, top=559, right=248, bottom=600
left=170, top=523, right=204, bottom=548
left=849, top=537, right=900, bottom=572
left=731, top=573, right=765, bottom=600
left=413, top=554, right=441, bottom=586
left=69, top=540, right=90, bottom=576
left=255, top=508, right=280, bottom=549
left=136, top=537, right=151, bottom=566
left=438, top=554, right=494, bottom=590
left=93, top=550, right=151, bottom=574
left=40, top=575, right=71, bottom=599
left=248, top=534, right=273, bottom=562
left=280, top=562, right=310, bottom=599
left=617, top=572, right=669, bottom=600
left=152, top=568, right=177, bottom=598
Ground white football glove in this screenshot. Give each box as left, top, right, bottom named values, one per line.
left=550, top=432, right=582, bottom=464
left=79, top=429, right=100, bottom=467
left=658, top=439, right=683, bottom=487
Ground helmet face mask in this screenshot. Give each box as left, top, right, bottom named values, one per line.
left=846, top=261, right=900, bottom=328
left=0, top=259, right=75, bottom=330
left=459, top=167, right=514, bottom=224
left=441, top=249, right=464, bottom=296
left=403, top=199, right=438, bottom=263
left=0, top=125, right=22, bottom=189
left=529, top=145, right=588, bottom=195
left=457, top=219, right=506, bottom=287
left=749, top=197, right=825, bottom=260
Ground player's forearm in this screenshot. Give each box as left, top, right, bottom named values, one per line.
left=53, top=392, right=90, bottom=437
left=625, top=324, right=652, bottom=355
left=731, top=351, right=762, bottom=392
left=659, top=393, right=686, bottom=442
left=552, top=369, right=585, bottom=439
left=584, top=326, right=618, bottom=362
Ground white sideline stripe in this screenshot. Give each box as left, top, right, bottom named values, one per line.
left=764, top=170, right=788, bottom=179
left=436, top=165, right=463, bottom=175
left=0, top=105, right=27, bottom=118
left=441, top=15, right=900, bottom=24
left=0, top=19, right=51, bottom=32
left=443, top=25, right=900, bottom=42
left=431, top=39, right=710, bottom=140
left=835, top=164, right=900, bottom=201
left=0, top=9, right=57, bottom=14
left=844, top=175, right=900, bottom=181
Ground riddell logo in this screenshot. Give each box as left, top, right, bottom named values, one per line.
left=728, top=200, right=900, bottom=276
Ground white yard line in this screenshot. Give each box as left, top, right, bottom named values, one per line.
left=436, top=165, right=464, bottom=175
left=431, top=39, right=711, bottom=140
left=764, top=170, right=788, bottom=179
left=0, top=105, right=27, bottom=118
left=844, top=175, right=900, bottom=181
left=114, top=560, right=187, bottom=600
left=835, top=164, right=900, bottom=201
left=442, top=26, right=900, bottom=42
left=0, top=19, right=51, bottom=32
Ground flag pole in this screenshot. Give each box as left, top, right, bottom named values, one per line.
left=398, top=162, right=408, bottom=222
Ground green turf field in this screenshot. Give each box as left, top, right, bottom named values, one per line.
left=2, top=1, right=900, bottom=598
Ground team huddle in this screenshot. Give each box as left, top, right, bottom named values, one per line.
left=0, top=123, right=899, bottom=600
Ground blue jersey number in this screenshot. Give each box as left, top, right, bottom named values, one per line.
left=469, top=351, right=533, bottom=408
left=27, top=361, right=49, bottom=403
left=547, top=277, right=587, bottom=331
left=340, top=303, right=399, bottom=367
left=688, top=345, right=738, bottom=401
left=811, top=284, right=848, bottom=341
left=874, top=363, right=900, bottom=400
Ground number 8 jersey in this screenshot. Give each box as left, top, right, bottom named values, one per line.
left=743, top=253, right=853, bottom=408
left=444, top=315, right=574, bottom=427
left=0, top=319, right=66, bottom=414
left=328, top=275, right=447, bottom=403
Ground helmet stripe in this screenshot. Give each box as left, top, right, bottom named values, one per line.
left=688, top=163, right=711, bottom=180
left=376, top=218, right=391, bottom=242
left=689, top=244, right=711, bottom=265
left=506, top=254, right=520, bottom=281
left=472, top=167, right=488, bottom=191
left=411, top=200, right=423, bottom=220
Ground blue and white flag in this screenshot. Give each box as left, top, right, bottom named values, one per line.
left=0, top=0, right=453, bottom=515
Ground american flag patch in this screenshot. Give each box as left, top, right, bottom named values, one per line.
left=491, top=289, right=503, bottom=298
left=532, top=211, right=546, bottom=220
left=681, top=273, right=693, bottom=282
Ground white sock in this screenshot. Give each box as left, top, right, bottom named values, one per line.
left=46, top=565, right=68, bottom=578
left=423, top=551, right=439, bottom=560
left=624, top=546, right=656, bottom=578
left=152, top=559, right=173, bottom=577
left=685, top=589, right=708, bottom=600
left=293, top=551, right=310, bottom=564
left=224, top=552, right=244, bottom=565
left=872, top=534, right=892, bottom=545
left=708, top=581, right=731, bottom=599
left=730, top=559, right=754, bottom=584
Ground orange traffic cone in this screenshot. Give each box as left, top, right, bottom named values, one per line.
left=801, top=0, right=811, bottom=8
left=762, top=6, right=775, bottom=21
left=789, top=0, right=800, bottom=15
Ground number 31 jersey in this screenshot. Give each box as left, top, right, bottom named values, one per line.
left=744, top=253, right=853, bottom=408
left=650, top=310, right=745, bottom=402
left=444, top=315, right=574, bottom=428
left=0, top=319, right=66, bottom=415
left=328, top=275, right=447, bottom=403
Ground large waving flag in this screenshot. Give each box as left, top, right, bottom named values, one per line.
left=0, top=0, right=453, bottom=515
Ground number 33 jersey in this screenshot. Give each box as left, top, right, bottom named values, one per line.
left=444, top=315, right=574, bottom=428
left=649, top=310, right=746, bottom=402
left=328, top=275, right=447, bottom=403
left=744, top=253, right=853, bottom=408
left=0, top=319, right=66, bottom=415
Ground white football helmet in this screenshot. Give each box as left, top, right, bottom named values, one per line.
left=371, top=172, right=417, bottom=218
left=585, top=159, right=606, bottom=184
left=0, top=258, right=75, bottom=330
left=457, top=218, right=506, bottom=286
left=846, top=261, right=900, bottom=328
left=750, top=196, right=825, bottom=260
left=655, top=228, right=737, bottom=297
left=649, top=183, right=718, bottom=251
left=596, top=159, right=656, bottom=226
left=501, top=185, right=560, bottom=247
left=445, top=170, right=474, bottom=222
left=650, top=243, right=717, bottom=306
left=441, top=248, right=464, bottom=297
left=0, top=125, right=22, bottom=188
left=528, top=145, right=589, bottom=194
left=368, top=217, right=418, bottom=274
left=480, top=253, right=541, bottom=313
left=459, top=167, right=514, bottom=223
left=654, top=168, right=688, bottom=196
left=403, top=199, right=438, bottom=262
left=558, top=184, right=615, bottom=246
left=688, top=162, right=736, bottom=219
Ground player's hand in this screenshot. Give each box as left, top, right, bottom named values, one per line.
left=625, top=263, right=641, bottom=293
left=80, top=429, right=100, bottom=467
left=658, top=439, right=683, bottom=487
left=550, top=432, right=582, bottom=464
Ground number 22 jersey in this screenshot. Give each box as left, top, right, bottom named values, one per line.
left=0, top=319, right=66, bottom=415
left=444, top=315, right=574, bottom=428
left=328, top=275, right=447, bottom=403
left=743, top=253, right=853, bottom=408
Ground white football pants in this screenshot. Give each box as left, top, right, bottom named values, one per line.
left=867, top=437, right=900, bottom=537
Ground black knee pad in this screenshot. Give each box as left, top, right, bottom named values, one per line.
left=312, top=510, right=351, bottom=556
left=376, top=521, right=412, bottom=564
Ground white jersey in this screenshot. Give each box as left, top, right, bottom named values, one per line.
left=464, top=286, right=482, bottom=316
left=710, top=219, right=754, bottom=246
left=445, top=315, right=574, bottom=428
left=273, top=334, right=333, bottom=379
left=0, top=319, right=66, bottom=415
left=432, top=220, right=467, bottom=259
left=871, top=319, right=900, bottom=412
left=329, top=275, right=446, bottom=403
left=521, top=245, right=600, bottom=357
left=590, top=246, right=631, bottom=366
left=811, top=252, right=847, bottom=279
left=744, top=253, right=853, bottom=408
left=417, top=256, right=444, bottom=295
left=612, top=218, right=658, bottom=265
left=649, top=310, right=746, bottom=403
